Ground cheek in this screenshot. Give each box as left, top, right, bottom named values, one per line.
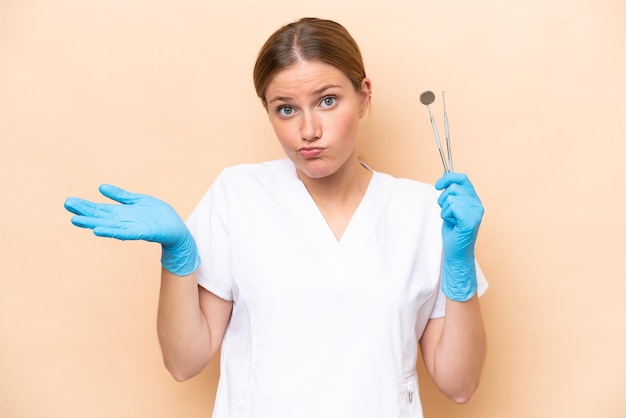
left=330, top=109, right=360, bottom=138
left=268, top=119, right=295, bottom=148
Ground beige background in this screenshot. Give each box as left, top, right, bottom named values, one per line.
left=1, top=0, right=625, bottom=417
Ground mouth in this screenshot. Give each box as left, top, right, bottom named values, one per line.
left=298, top=147, right=324, bottom=158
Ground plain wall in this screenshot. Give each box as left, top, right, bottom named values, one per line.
left=1, top=1, right=625, bottom=417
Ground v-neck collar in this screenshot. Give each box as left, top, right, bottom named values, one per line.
left=281, top=160, right=390, bottom=250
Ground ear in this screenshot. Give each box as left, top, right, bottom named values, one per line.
left=358, top=77, right=372, bottom=118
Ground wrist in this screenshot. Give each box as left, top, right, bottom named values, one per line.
left=441, top=259, right=477, bottom=302
left=161, top=232, right=201, bottom=277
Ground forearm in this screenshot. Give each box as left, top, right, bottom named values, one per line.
left=157, top=268, right=212, bottom=381
left=428, top=295, right=486, bottom=403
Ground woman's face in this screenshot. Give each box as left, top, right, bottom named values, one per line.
left=264, top=60, right=371, bottom=180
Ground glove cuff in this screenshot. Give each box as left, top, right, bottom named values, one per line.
left=442, top=260, right=478, bottom=302
left=160, top=233, right=201, bottom=277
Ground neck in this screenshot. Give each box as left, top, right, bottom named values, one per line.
left=297, top=156, right=372, bottom=210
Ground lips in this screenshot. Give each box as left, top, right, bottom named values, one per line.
left=298, top=147, right=324, bottom=158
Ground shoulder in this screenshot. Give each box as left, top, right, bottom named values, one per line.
left=372, top=170, right=439, bottom=202
left=367, top=169, right=443, bottom=244
left=360, top=170, right=441, bottom=232
left=368, top=170, right=442, bottom=225
left=190, top=159, right=294, bottom=219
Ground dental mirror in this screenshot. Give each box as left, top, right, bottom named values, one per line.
left=419, top=90, right=450, bottom=173
left=419, top=91, right=435, bottom=106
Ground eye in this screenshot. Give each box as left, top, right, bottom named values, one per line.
left=319, top=95, right=337, bottom=109
left=277, top=105, right=295, bottom=118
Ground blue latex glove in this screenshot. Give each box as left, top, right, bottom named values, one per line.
left=64, top=184, right=200, bottom=277
left=434, top=173, right=484, bottom=302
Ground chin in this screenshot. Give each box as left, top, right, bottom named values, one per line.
left=294, top=158, right=337, bottom=180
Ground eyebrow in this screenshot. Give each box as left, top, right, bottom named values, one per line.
left=267, top=84, right=342, bottom=104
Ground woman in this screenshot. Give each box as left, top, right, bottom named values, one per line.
left=65, top=17, right=487, bottom=418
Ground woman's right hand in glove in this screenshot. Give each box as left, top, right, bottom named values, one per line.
left=64, top=184, right=200, bottom=276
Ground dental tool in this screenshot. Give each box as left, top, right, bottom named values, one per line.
left=419, top=90, right=453, bottom=174
left=442, top=91, right=453, bottom=172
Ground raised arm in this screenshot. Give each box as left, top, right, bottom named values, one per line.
left=64, top=185, right=232, bottom=381
left=419, top=173, right=487, bottom=403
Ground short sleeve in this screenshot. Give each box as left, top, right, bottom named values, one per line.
left=429, top=261, right=489, bottom=319
left=186, top=170, right=234, bottom=301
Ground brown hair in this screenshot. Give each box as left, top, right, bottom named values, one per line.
left=253, top=18, right=366, bottom=103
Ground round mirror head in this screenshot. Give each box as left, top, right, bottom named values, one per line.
left=419, top=90, right=436, bottom=105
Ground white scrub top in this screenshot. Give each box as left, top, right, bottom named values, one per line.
left=186, top=159, right=487, bottom=418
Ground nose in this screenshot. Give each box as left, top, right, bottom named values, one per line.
left=300, top=111, right=321, bottom=141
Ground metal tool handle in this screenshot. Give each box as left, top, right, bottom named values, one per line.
left=442, top=91, right=453, bottom=173
left=427, top=106, right=450, bottom=174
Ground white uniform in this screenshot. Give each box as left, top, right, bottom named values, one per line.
left=186, top=159, right=487, bottom=418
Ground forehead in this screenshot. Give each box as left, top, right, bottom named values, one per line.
left=265, top=60, right=351, bottom=97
